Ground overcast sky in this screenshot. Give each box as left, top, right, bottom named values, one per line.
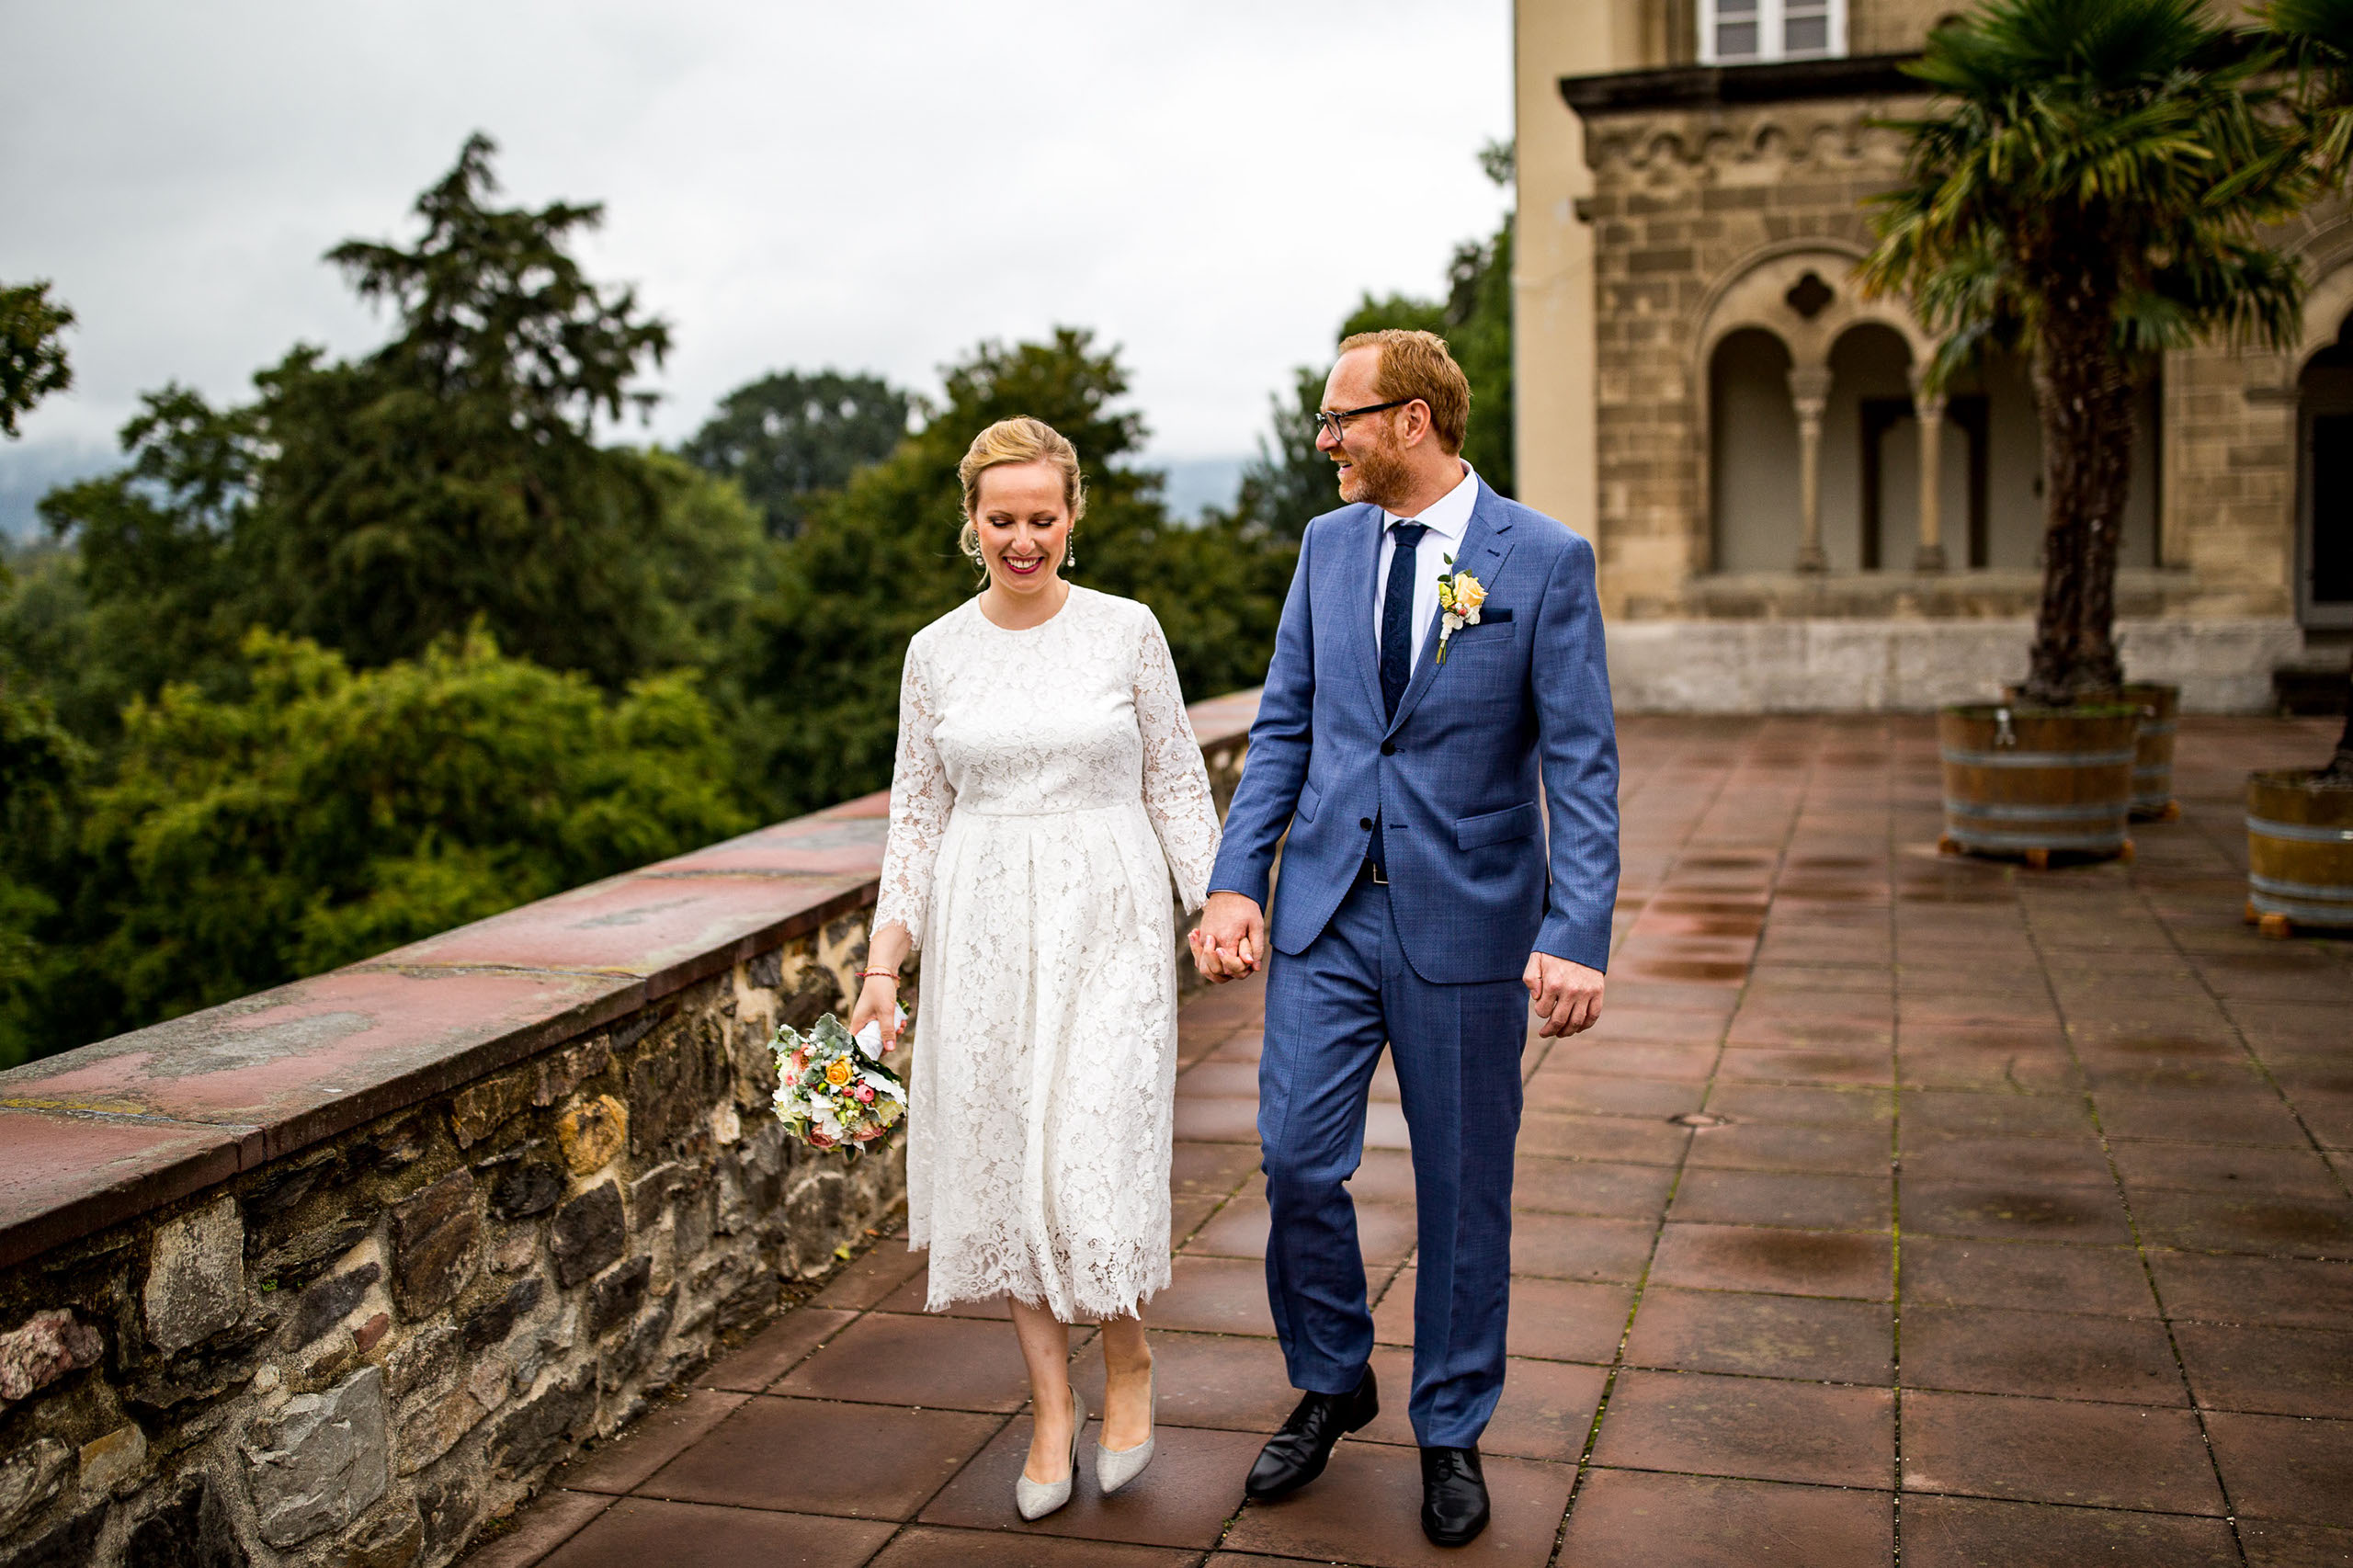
left=1, top=0, right=1514, bottom=520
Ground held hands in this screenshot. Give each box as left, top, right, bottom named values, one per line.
left=1189, top=892, right=1265, bottom=983
left=1526, top=952, right=1605, bottom=1039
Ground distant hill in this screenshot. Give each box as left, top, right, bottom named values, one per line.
left=0, top=439, right=116, bottom=539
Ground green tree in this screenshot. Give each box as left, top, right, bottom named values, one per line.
left=54, top=628, right=748, bottom=1044
left=1, top=280, right=74, bottom=440
left=0, top=686, right=85, bottom=1067
left=39, top=134, right=764, bottom=697
left=740, top=328, right=1294, bottom=818
left=1240, top=140, right=1517, bottom=536
left=1862, top=0, right=2313, bottom=703
left=685, top=369, right=913, bottom=537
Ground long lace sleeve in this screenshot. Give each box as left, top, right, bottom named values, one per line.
left=1132, top=608, right=1221, bottom=914
left=872, top=637, right=950, bottom=950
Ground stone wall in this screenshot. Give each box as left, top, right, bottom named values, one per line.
left=0, top=690, right=1259, bottom=1568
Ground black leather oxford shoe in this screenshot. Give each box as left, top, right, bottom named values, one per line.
left=1419, top=1445, right=1490, bottom=1547
left=1244, top=1366, right=1380, bottom=1501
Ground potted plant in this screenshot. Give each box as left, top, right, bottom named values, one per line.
left=1862, top=0, right=2313, bottom=864
left=2246, top=0, right=2353, bottom=934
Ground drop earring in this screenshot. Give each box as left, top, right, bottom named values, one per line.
left=1064, top=533, right=1078, bottom=573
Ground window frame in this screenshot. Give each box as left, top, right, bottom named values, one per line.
left=1697, top=0, right=1848, bottom=65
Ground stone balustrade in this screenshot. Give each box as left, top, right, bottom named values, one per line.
left=0, top=689, right=1260, bottom=1568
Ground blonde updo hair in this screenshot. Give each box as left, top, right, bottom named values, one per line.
left=957, top=416, right=1088, bottom=565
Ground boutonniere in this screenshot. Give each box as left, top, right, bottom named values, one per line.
left=1435, top=554, right=1486, bottom=665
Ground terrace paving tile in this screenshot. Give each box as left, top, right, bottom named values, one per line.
left=1680, top=1120, right=1892, bottom=1176
left=557, top=1389, right=753, bottom=1494
left=2130, top=1190, right=2353, bottom=1257
left=1897, top=1090, right=2095, bottom=1141
left=1183, top=1195, right=1418, bottom=1266
left=535, top=1500, right=892, bottom=1568
left=1510, top=1155, right=1677, bottom=1219
left=866, top=1528, right=1200, bottom=1568
left=1900, top=1179, right=2134, bottom=1245
left=2146, top=1252, right=2353, bottom=1330
left=1667, top=1167, right=1891, bottom=1231
left=776, top=1312, right=1031, bottom=1412
left=1557, top=1471, right=1893, bottom=1568
left=638, top=1397, right=999, bottom=1519
left=2172, top=1323, right=2353, bottom=1418
left=1701, top=1083, right=1894, bottom=1126
left=699, top=1308, right=858, bottom=1392
left=1901, top=1390, right=2223, bottom=1514
left=1900, top=1237, right=2157, bottom=1317
left=1898, top=1495, right=2238, bottom=1568
left=1899, top=1303, right=2186, bottom=1405
left=2204, top=1413, right=2353, bottom=1525
left=1621, top=1287, right=1893, bottom=1383
left=1896, top=1134, right=2116, bottom=1187
left=2095, top=1093, right=2315, bottom=1147
left=1591, top=1369, right=1893, bottom=1489
left=1508, top=1212, right=1660, bottom=1283
left=1220, top=1444, right=1574, bottom=1568
left=2109, top=1141, right=2346, bottom=1199
left=1514, top=1112, right=1692, bottom=1165
left=1523, top=1072, right=1708, bottom=1119
left=920, top=1420, right=1266, bottom=1550
left=2240, top=1521, right=2353, bottom=1567
left=1649, top=1222, right=1893, bottom=1301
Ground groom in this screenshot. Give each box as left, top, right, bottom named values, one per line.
left=1192, top=329, right=1618, bottom=1548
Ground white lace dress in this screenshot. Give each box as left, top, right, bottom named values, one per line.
left=872, top=585, right=1221, bottom=1321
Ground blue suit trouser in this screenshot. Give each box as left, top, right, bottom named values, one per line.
left=1257, top=873, right=1527, bottom=1448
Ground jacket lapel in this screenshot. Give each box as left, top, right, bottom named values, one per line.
left=1384, top=479, right=1517, bottom=738
left=1330, top=503, right=1388, bottom=724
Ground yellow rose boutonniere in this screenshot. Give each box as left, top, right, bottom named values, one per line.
left=1435, top=555, right=1487, bottom=665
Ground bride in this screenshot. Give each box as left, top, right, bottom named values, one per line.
left=848, top=416, right=1222, bottom=1519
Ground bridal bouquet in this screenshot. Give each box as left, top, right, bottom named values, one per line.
left=770, top=1010, right=907, bottom=1156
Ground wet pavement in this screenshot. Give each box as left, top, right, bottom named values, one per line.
left=460, top=713, right=2353, bottom=1568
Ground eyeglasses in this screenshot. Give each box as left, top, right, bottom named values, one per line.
left=1313, top=398, right=1417, bottom=441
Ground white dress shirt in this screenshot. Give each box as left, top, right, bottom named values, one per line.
left=1372, top=460, right=1480, bottom=677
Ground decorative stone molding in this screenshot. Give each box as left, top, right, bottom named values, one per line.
left=0, top=688, right=1262, bottom=1568
left=1583, top=101, right=1918, bottom=177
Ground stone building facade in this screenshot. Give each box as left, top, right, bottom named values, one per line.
left=1514, top=0, right=2353, bottom=710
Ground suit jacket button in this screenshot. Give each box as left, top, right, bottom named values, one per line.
left=1381, top=741, right=1396, bottom=756
left=1359, top=817, right=1374, bottom=830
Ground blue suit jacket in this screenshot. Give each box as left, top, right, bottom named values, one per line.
left=1207, top=480, right=1620, bottom=983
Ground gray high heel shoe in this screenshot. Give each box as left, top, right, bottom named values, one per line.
left=1095, top=1365, right=1157, bottom=1495
left=1015, top=1387, right=1086, bottom=1521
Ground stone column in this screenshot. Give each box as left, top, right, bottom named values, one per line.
left=1910, top=366, right=1949, bottom=573
left=1789, top=364, right=1834, bottom=573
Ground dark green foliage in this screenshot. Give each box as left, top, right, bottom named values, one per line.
left=49, top=630, right=747, bottom=1050
left=1, top=280, right=74, bottom=439
left=1862, top=0, right=2313, bottom=701
left=738, top=328, right=1295, bottom=819
left=1, top=140, right=1298, bottom=1063
left=685, top=369, right=912, bottom=537
left=0, top=684, right=85, bottom=1066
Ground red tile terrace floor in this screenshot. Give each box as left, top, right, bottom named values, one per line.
left=460, top=715, right=2353, bottom=1568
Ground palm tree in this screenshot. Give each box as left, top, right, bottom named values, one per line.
left=2269, top=0, right=2353, bottom=778
left=1863, top=0, right=2314, bottom=706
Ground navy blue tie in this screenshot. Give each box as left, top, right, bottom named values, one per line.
left=1371, top=520, right=1426, bottom=880
left=1381, top=520, right=1427, bottom=722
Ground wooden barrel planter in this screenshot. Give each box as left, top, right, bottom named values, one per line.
left=2245, top=769, right=2353, bottom=937
left=1938, top=704, right=2140, bottom=868
left=2121, top=682, right=2181, bottom=821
